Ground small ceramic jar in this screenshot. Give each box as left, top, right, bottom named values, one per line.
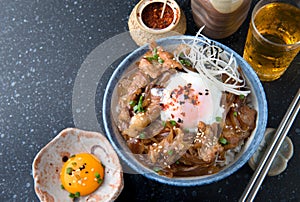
left=191, top=0, right=252, bottom=39
left=128, top=0, right=186, bottom=46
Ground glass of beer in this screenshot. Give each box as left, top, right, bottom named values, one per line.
left=243, top=0, right=300, bottom=81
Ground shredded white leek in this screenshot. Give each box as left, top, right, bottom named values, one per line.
left=175, top=27, right=251, bottom=96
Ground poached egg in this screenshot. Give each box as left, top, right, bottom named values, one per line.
left=160, top=72, right=224, bottom=131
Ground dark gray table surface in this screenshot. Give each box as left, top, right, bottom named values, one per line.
left=0, top=0, right=299, bottom=201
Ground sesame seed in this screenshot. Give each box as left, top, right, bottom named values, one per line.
left=82, top=183, right=86, bottom=186
left=83, top=177, right=87, bottom=180
left=158, top=145, right=163, bottom=149
left=91, top=168, right=94, bottom=172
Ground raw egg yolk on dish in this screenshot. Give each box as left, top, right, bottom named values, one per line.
left=60, top=153, right=104, bottom=196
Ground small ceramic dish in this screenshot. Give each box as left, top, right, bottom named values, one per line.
left=102, top=35, right=268, bottom=186
left=32, top=128, right=123, bottom=202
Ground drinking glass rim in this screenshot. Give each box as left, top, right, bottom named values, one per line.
left=251, top=0, right=300, bottom=49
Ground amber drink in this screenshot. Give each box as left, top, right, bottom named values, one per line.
left=243, top=0, right=300, bottom=81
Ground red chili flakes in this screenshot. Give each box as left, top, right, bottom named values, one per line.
left=141, top=2, right=174, bottom=29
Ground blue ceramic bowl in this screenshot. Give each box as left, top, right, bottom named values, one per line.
left=102, top=35, right=268, bottom=186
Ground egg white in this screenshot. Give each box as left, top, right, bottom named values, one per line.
left=160, top=72, right=224, bottom=131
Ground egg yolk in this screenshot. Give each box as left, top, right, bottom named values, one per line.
left=60, top=153, right=104, bottom=196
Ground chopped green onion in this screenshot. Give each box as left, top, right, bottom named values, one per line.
left=95, top=172, right=100, bottom=179
left=179, top=52, right=185, bottom=58
left=239, top=94, right=245, bottom=99
left=129, top=100, right=136, bottom=107
left=139, top=133, right=145, bottom=139
left=71, top=162, right=77, bottom=166
left=169, top=120, right=177, bottom=126
left=153, top=167, right=160, bottom=172
left=61, top=184, right=65, bottom=190
left=66, top=167, right=72, bottom=175
left=97, top=178, right=103, bottom=184
left=70, top=154, right=75, bottom=158
left=145, top=56, right=154, bottom=61
left=133, top=95, right=145, bottom=113
left=75, top=192, right=80, bottom=198
left=133, top=105, right=138, bottom=112
left=233, top=111, right=238, bottom=117
left=162, top=121, right=166, bottom=127
left=158, top=57, right=164, bottom=64
left=168, top=150, right=173, bottom=155
left=216, top=116, right=222, bottom=122
left=145, top=47, right=162, bottom=62
left=152, top=47, right=157, bottom=55
left=69, top=192, right=80, bottom=198
left=179, top=59, right=192, bottom=66
left=176, top=161, right=180, bottom=165
left=219, top=137, right=228, bottom=145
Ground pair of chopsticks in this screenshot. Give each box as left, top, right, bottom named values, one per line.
left=239, top=88, right=300, bottom=202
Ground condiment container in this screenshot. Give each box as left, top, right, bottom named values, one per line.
left=128, top=0, right=186, bottom=46
left=191, top=0, right=252, bottom=39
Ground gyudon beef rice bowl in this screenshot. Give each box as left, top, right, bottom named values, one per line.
left=103, top=32, right=267, bottom=185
